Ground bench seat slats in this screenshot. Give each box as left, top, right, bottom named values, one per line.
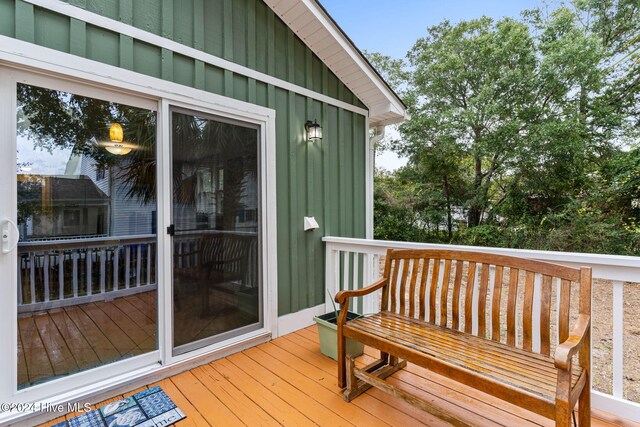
left=344, top=312, right=582, bottom=402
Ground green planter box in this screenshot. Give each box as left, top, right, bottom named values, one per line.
left=313, top=311, right=364, bottom=361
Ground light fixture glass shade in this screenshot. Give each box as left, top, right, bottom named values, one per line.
left=109, top=123, right=124, bottom=143
left=104, top=143, right=132, bottom=155
left=305, top=120, right=322, bottom=141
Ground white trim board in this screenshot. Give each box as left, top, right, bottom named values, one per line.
left=276, top=304, right=326, bottom=337
left=22, top=0, right=369, bottom=118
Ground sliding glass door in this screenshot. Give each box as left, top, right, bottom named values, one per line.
left=170, top=108, right=261, bottom=355
left=14, top=81, right=158, bottom=389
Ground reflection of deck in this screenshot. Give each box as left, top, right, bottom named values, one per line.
left=42, top=327, right=635, bottom=427
left=18, top=291, right=157, bottom=388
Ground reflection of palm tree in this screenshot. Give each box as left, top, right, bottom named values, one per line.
left=18, top=84, right=157, bottom=203
left=172, top=112, right=257, bottom=229
left=18, top=85, right=258, bottom=228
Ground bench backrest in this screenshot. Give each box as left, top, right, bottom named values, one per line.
left=381, top=249, right=591, bottom=356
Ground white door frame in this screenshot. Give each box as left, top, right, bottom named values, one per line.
left=0, top=41, right=277, bottom=422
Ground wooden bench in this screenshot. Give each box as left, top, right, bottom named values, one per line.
left=335, top=249, right=591, bottom=427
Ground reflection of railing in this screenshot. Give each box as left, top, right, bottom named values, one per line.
left=174, top=230, right=259, bottom=288
left=18, top=235, right=157, bottom=313
left=323, top=236, right=640, bottom=422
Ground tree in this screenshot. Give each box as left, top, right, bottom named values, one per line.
left=369, top=0, right=640, bottom=254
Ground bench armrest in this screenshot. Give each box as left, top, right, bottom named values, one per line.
left=554, top=314, right=590, bottom=371
left=335, top=278, right=387, bottom=305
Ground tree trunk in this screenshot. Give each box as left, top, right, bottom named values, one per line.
left=443, top=174, right=453, bottom=240
left=468, top=155, right=483, bottom=227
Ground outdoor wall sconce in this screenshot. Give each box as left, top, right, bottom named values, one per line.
left=104, top=123, right=133, bottom=155
left=305, top=120, right=322, bottom=141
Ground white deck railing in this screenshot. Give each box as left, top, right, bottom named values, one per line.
left=324, top=236, right=640, bottom=421
left=17, top=235, right=157, bottom=313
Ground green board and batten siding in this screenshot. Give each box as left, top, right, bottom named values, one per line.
left=0, top=0, right=368, bottom=315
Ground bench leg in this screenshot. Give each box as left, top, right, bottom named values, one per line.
left=344, top=355, right=407, bottom=402
left=555, top=370, right=572, bottom=427
left=578, top=373, right=590, bottom=427
left=337, top=333, right=346, bottom=388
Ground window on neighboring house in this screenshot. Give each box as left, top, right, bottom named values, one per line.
left=96, top=166, right=106, bottom=180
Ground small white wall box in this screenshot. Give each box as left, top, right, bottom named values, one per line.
left=303, top=216, right=320, bottom=231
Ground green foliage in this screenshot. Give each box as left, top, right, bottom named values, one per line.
left=370, top=0, right=640, bottom=255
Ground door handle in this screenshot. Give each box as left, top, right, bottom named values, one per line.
left=1, top=219, right=19, bottom=254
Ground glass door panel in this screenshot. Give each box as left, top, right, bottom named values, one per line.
left=171, top=109, right=261, bottom=355
left=16, top=83, right=158, bottom=388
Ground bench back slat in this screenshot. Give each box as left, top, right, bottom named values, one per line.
left=418, top=259, right=429, bottom=320
left=408, top=259, right=420, bottom=317
left=491, top=265, right=504, bottom=342
left=559, top=278, right=571, bottom=343
left=439, top=259, right=453, bottom=327
left=478, top=263, right=490, bottom=338
left=451, top=260, right=463, bottom=330
left=464, top=261, right=476, bottom=334
left=428, top=259, right=441, bottom=323
left=389, top=258, right=401, bottom=313
left=540, top=275, right=553, bottom=356
left=523, top=271, right=535, bottom=352
left=506, top=267, right=519, bottom=346
left=379, top=248, right=591, bottom=357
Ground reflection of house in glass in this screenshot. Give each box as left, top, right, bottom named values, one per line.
left=17, top=174, right=109, bottom=240
left=17, top=152, right=158, bottom=240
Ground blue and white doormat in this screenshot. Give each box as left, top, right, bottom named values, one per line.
left=52, top=386, right=186, bottom=427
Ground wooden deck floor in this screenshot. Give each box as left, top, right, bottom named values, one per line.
left=18, top=291, right=158, bottom=388
left=40, top=326, right=636, bottom=427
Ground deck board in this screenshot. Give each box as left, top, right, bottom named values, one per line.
left=34, top=326, right=637, bottom=427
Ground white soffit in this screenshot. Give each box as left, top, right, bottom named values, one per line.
left=264, top=0, right=407, bottom=127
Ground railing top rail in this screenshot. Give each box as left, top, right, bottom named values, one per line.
left=323, top=236, right=640, bottom=281
left=18, top=234, right=157, bottom=252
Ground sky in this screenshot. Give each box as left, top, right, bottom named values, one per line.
left=319, top=0, right=542, bottom=170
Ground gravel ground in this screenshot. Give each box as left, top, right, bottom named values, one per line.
left=591, top=279, right=640, bottom=402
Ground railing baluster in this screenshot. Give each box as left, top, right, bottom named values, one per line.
left=72, top=250, right=78, bottom=298
left=43, top=252, right=50, bottom=303
left=113, top=246, right=120, bottom=291
left=613, top=280, right=624, bottom=399
left=86, top=248, right=93, bottom=296
left=29, top=252, right=36, bottom=305
left=352, top=252, right=360, bottom=313
left=136, top=244, right=142, bottom=287
left=343, top=251, right=350, bottom=297
left=100, top=248, right=106, bottom=295
left=125, top=245, right=131, bottom=289
left=58, top=253, right=64, bottom=301
left=146, top=243, right=152, bottom=286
